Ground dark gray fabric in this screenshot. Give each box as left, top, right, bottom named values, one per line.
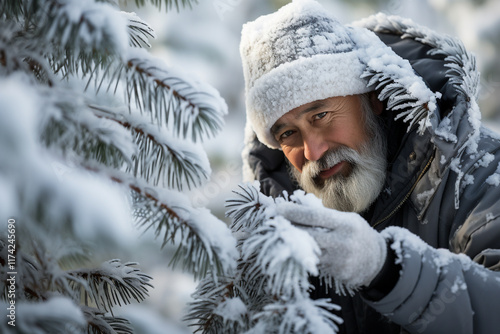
left=245, top=22, right=500, bottom=334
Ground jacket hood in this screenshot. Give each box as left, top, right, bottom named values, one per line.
left=354, top=13, right=481, bottom=165
left=354, top=13, right=483, bottom=210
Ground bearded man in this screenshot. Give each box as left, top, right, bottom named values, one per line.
left=240, top=0, right=500, bottom=333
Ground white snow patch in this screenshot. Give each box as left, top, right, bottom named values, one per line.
left=416, top=189, right=434, bottom=207
left=462, top=174, right=474, bottom=188
left=213, top=297, right=247, bottom=325
left=245, top=216, right=320, bottom=277
left=187, top=207, right=237, bottom=271
left=435, top=117, right=458, bottom=143
left=474, top=152, right=494, bottom=168
left=289, top=189, right=325, bottom=208
left=486, top=162, right=500, bottom=186
left=17, top=297, right=85, bottom=331
left=55, top=0, right=129, bottom=54
left=382, top=226, right=430, bottom=265
left=450, top=277, right=467, bottom=294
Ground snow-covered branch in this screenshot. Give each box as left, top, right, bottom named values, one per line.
left=42, top=97, right=135, bottom=170
left=82, top=305, right=134, bottom=334
left=0, top=21, right=53, bottom=84
left=36, top=0, right=129, bottom=57
left=1, top=0, right=230, bottom=330
left=226, top=183, right=272, bottom=234
left=133, top=0, right=199, bottom=12
left=69, top=259, right=153, bottom=313
left=250, top=298, right=342, bottom=334
left=124, top=11, right=156, bottom=48
left=14, top=297, right=86, bottom=334
left=100, top=49, right=227, bottom=142
left=90, top=105, right=211, bottom=190
left=130, top=187, right=236, bottom=279
left=185, top=275, right=248, bottom=334
left=188, top=183, right=342, bottom=333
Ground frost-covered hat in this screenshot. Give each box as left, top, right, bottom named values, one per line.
left=240, top=0, right=372, bottom=148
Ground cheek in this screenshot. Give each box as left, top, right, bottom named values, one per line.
left=283, top=147, right=304, bottom=172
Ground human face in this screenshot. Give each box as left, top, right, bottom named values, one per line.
left=272, top=95, right=370, bottom=177
left=271, top=95, right=387, bottom=212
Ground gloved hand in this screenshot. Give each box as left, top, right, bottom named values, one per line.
left=275, top=202, right=387, bottom=292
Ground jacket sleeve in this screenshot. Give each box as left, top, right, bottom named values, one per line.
left=363, top=225, right=500, bottom=334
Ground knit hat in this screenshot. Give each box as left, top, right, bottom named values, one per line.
left=240, top=0, right=372, bottom=149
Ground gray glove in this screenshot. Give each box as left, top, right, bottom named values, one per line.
left=275, top=202, right=387, bottom=292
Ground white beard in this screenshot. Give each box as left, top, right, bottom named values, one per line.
left=291, top=126, right=387, bottom=213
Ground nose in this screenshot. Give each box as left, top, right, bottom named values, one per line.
left=303, top=133, right=328, bottom=162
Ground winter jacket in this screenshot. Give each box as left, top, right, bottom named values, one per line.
left=242, top=13, right=500, bottom=334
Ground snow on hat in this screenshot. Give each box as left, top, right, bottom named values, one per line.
left=240, top=0, right=371, bottom=148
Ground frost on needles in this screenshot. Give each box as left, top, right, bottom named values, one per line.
left=187, top=183, right=343, bottom=334
left=0, top=0, right=234, bottom=333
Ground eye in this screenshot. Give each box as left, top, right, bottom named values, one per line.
left=314, top=111, right=327, bottom=120
left=279, top=129, right=295, bottom=141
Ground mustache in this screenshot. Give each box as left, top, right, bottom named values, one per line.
left=305, top=146, right=361, bottom=177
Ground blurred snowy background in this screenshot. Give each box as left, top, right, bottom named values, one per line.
left=110, top=0, right=500, bottom=332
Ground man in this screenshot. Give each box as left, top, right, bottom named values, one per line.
left=240, top=0, right=500, bottom=333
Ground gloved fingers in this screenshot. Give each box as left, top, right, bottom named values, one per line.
left=275, top=202, right=333, bottom=228
left=275, top=201, right=355, bottom=230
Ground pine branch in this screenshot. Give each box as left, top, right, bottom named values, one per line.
left=41, top=96, right=134, bottom=170
left=97, top=49, right=227, bottom=142
left=17, top=240, right=85, bottom=301
left=226, top=183, right=270, bottom=233
left=90, top=105, right=210, bottom=190
left=133, top=0, right=199, bottom=12
left=0, top=21, right=54, bottom=84
left=0, top=0, right=24, bottom=20
left=35, top=0, right=128, bottom=57
left=190, top=183, right=343, bottom=333
left=252, top=298, right=342, bottom=334
left=124, top=11, right=156, bottom=48
left=186, top=276, right=249, bottom=334
left=131, top=189, right=230, bottom=280
left=69, top=259, right=153, bottom=314
left=83, top=306, right=134, bottom=334
left=29, top=1, right=142, bottom=81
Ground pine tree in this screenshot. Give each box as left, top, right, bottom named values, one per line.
left=187, top=183, right=343, bottom=333
left=0, top=0, right=235, bottom=333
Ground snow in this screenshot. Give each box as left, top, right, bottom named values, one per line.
left=187, top=207, right=237, bottom=272
left=416, top=189, right=435, bottom=207
left=145, top=185, right=236, bottom=272
left=257, top=297, right=342, bottom=334
left=55, top=173, right=136, bottom=245
left=486, top=162, right=500, bottom=186
left=3, top=0, right=499, bottom=332
left=257, top=216, right=319, bottom=276
left=17, top=297, right=86, bottom=332
left=53, top=0, right=129, bottom=55
left=79, top=112, right=136, bottom=159
left=474, top=152, right=495, bottom=168
left=382, top=227, right=430, bottom=265
left=435, top=117, right=458, bottom=143
left=0, top=75, right=39, bottom=162
left=288, top=189, right=326, bottom=208
left=213, top=297, right=247, bottom=325
left=120, top=304, right=191, bottom=334
left=0, top=76, right=137, bottom=247
left=450, top=277, right=467, bottom=294
left=125, top=48, right=228, bottom=120
left=111, top=107, right=213, bottom=188
left=352, top=18, right=440, bottom=134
